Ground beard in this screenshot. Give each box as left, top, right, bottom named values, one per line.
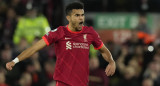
left=71, top=20, right=84, bottom=31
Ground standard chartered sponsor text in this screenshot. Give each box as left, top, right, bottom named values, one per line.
left=73, top=42, right=89, bottom=49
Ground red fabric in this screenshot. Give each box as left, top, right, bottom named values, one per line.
left=94, top=43, right=103, bottom=50
left=42, top=25, right=103, bottom=86
left=56, top=81, right=70, bottom=86
left=0, top=83, right=9, bottom=86
left=42, top=36, right=49, bottom=46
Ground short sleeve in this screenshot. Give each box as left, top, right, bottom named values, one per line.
left=42, top=27, right=64, bottom=46
left=91, top=27, right=103, bottom=50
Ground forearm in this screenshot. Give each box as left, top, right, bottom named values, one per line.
left=98, top=45, right=116, bottom=76
left=14, top=39, right=46, bottom=62
left=6, top=39, right=46, bottom=71
left=17, top=46, right=37, bottom=61
left=101, top=48, right=114, bottom=63
left=99, top=45, right=114, bottom=63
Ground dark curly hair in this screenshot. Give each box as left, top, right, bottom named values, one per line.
left=65, top=2, right=84, bottom=16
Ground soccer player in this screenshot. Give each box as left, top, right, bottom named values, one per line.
left=6, top=2, right=116, bottom=86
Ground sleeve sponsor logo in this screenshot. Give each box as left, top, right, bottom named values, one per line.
left=51, top=28, right=57, bottom=32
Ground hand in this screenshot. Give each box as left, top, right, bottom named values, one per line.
left=105, top=61, right=116, bottom=76
left=6, top=61, right=15, bottom=71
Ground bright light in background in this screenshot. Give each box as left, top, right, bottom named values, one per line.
left=148, top=46, right=154, bottom=52
left=26, top=2, right=32, bottom=10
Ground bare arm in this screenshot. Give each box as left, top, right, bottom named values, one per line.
left=17, top=39, right=46, bottom=61
left=98, top=45, right=116, bottom=76
left=6, top=39, right=47, bottom=70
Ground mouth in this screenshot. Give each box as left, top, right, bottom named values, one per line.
left=79, top=21, right=83, bottom=26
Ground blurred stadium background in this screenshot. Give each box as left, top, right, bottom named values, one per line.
left=0, top=0, right=160, bottom=86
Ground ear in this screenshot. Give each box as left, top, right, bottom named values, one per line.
left=66, top=15, right=70, bottom=21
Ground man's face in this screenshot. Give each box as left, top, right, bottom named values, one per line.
left=67, top=9, right=85, bottom=31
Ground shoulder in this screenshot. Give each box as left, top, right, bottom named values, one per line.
left=83, top=26, right=95, bottom=32
left=84, top=26, right=97, bottom=33
left=56, top=26, right=66, bottom=31
left=58, top=26, right=67, bottom=29
left=50, top=26, right=66, bottom=33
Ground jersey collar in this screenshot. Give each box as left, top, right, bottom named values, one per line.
left=66, top=25, right=83, bottom=34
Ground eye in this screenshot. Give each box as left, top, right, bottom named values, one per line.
left=75, top=14, right=79, bottom=17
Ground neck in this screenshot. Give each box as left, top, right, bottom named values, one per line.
left=68, top=24, right=77, bottom=32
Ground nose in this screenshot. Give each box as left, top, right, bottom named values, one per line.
left=79, top=15, right=84, bottom=20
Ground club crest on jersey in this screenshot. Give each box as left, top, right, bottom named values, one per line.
left=83, top=34, right=87, bottom=42
left=66, top=41, right=72, bottom=50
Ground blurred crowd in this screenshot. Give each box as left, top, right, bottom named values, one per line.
left=0, top=0, right=160, bottom=86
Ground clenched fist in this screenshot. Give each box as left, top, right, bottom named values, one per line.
left=6, top=61, right=15, bottom=71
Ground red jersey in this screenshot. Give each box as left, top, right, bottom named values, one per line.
left=42, top=25, right=103, bottom=86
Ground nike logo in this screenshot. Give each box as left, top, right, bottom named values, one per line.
left=65, top=37, right=71, bottom=40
